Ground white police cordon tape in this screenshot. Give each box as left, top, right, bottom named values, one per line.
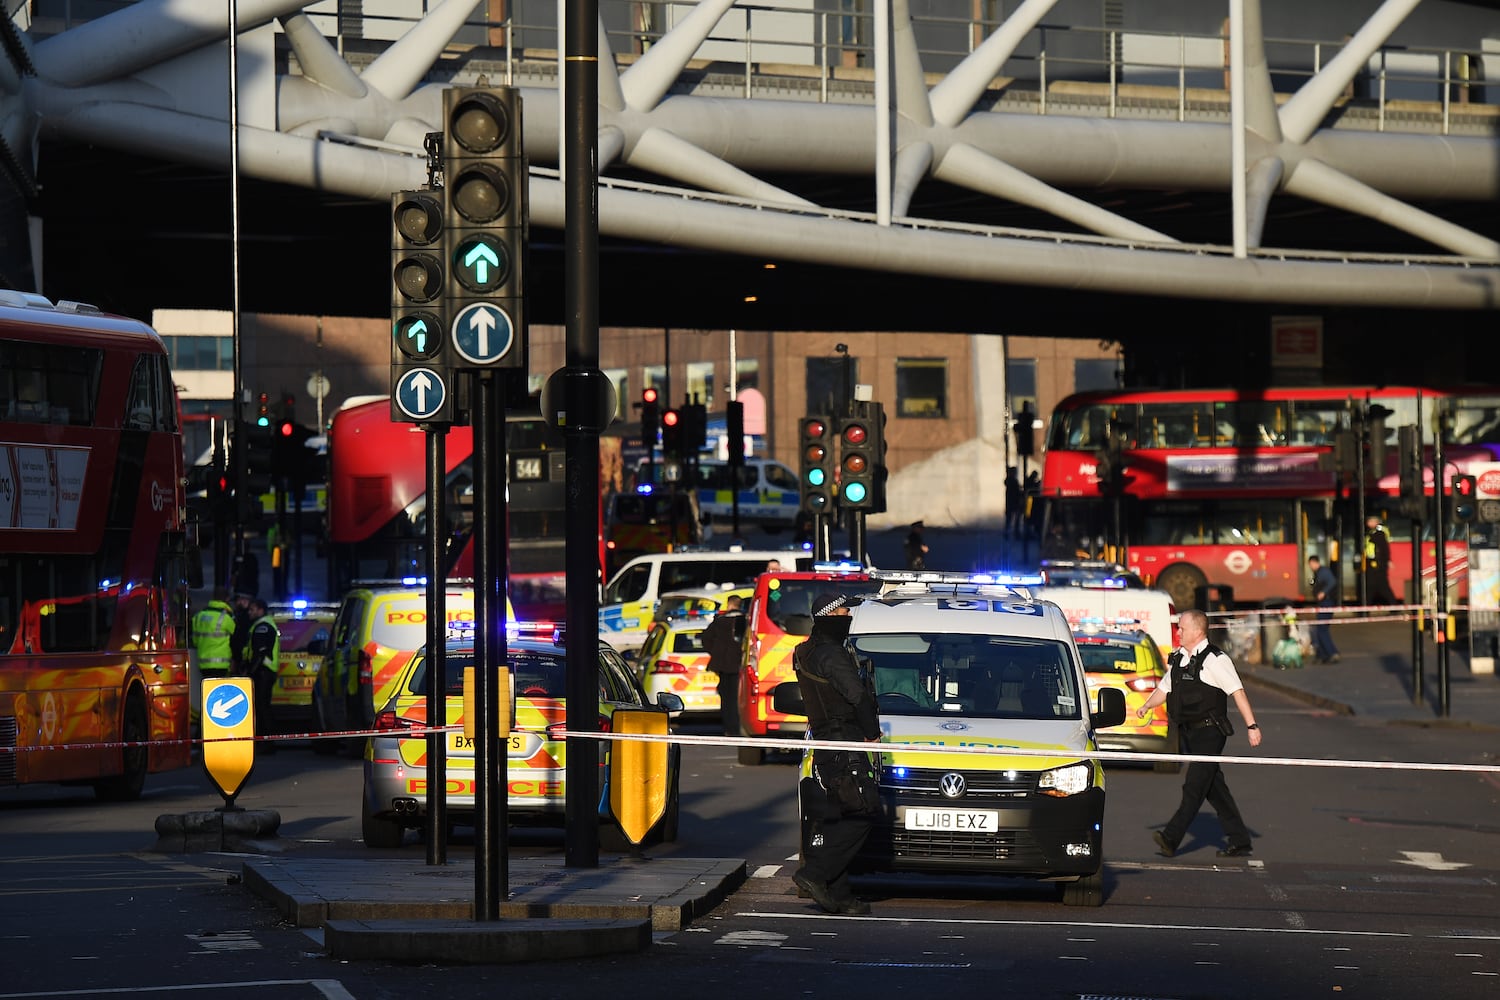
left=23, top=724, right=1500, bottom=776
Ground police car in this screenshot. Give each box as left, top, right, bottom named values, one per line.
left=361, top=622, right=684, bottom=849
left=779, top=571, right=1125, bottom=906
left=1072, top=618, right=1178, bottom=772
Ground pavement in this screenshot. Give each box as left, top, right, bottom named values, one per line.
left=222, top=619, right=1497, bottom=965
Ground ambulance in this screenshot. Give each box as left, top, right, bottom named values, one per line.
left=780, top=571, right=1125, bottom=906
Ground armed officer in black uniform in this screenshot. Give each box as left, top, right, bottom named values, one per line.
left=791, top=592, right=881, bottom=916
left=1136, top=608, right=1263, bottom=858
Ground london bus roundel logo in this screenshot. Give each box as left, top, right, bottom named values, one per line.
left=1223, top=550, right=1253, bottom=575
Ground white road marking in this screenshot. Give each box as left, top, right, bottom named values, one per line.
left=717, top=929, right=788, bottom=947
left=0, top=981, right=357, bottom=998
left=751, top=865, right=782, bottom=879
left=1395, top=851, right=1471, bottom=871
left=741, top=911, right=1413, bottom=937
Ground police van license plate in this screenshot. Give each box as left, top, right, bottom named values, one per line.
left=903, top=807, right=998, bottom=832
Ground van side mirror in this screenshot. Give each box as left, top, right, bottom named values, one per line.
left=1091, top=687, right=1126, bottom=730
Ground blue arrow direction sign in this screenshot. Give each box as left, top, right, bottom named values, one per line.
left=205, top=685, right=251, bottom=728
left=451, top=303, right=515, bottom=366
left=395, top=367, right=448, bottom=420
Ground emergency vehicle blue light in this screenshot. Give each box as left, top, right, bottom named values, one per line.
left=812, top=560, right=863, bottom=573
left=292, top=598, right=308, bottom=610
left=401, top=575, right=429, bottom=586
left=893, top=766, right=909, bottom=779
left=636, top=483, right=655, bottom=495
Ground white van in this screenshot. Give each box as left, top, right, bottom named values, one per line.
left=599, top=548, right=811, bottom=652
left=636, top=458, right=802, bottom=530
left=782, top=571, right=1125, bottom=906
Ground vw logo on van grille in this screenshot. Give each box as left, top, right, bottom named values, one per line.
left=939, top=772, right=967, bottom=798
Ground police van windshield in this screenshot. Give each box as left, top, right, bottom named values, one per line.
left=852, top=634, right=1081, bottom=721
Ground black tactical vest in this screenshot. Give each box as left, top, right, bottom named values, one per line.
left=1166, top=643, right=1228, bottom=723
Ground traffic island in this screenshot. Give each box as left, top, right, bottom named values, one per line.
left=153, top=808, right=281, bottom=853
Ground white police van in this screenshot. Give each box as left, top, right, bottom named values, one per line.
left=780, top=571, right=1126, bottom=906
left=636, top=458, right=801, bottom=530
left=598, top=547, right=811, bottom=653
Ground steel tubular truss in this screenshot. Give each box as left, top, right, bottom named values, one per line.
left=10, top=0, right=1500, bottom=308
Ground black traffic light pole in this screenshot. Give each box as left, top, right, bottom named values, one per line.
left=563, top=0, right=603, bottom=870
left=1434, top=408, right=1450, bottom=717
left=424, top=425, right=449, bottom=867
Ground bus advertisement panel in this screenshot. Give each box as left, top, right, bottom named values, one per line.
left=1039, top=386, right=1500, bottom=610
left=1, top=295, right=192, bottom=798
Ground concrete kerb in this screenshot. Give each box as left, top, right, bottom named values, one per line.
left=1238, top=670, right=1356, bottom=717
left=322, top=917, right=652, bottom=964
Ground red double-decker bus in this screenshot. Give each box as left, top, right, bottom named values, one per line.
left=1, top=294, right=193, bottom=798
left=1038, top=385, right=1500, bottom=610
left=325, top=397, right=604, bottom=620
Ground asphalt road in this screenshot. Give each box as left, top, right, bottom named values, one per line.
left=3, top=687, right=1497, bottom=999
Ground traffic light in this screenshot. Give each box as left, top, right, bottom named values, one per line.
left=1014, top=405, right=1036, bottom=458
left=639, top=387, right=659, bottom=448
left=682, top=401, right=708, bottom=452
left=236, top=420, right=275, bottom=497
left=390, top=189, right=450, bottom=423
left=726, top=400, right=745, bottom=461
left=837, top=408, right=876, bottom=510
left=867, top=401, right=888, bottom=514
left=798, top=415, right=834, bottom=514
left=443, top=86, right=526, bottom=370
left=661, top=407, right=682, bottom=457
left=256, top=392, right=270, bottom=428
left=1452, top=473, right=1478, bottom=523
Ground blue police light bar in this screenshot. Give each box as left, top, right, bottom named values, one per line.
left=400, top=575, right=429, bottom=586
left=812, top=560, right=865, bottom=573
left=636, top=483, right=655, bottom=495
left=292, top=598, right=308, bottom=610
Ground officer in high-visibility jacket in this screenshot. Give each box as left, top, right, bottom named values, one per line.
left=191, top=588, right=237, bottom=678
left=241, top=597, right=282, bottom=751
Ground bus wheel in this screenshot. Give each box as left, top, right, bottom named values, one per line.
left=95, top=694, right=149, bottom=802
left=1156, top=564, right=1207, bottom=612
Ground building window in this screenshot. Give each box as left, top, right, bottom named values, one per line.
left=1074, top=358, right=1118, bottom=392
left=895, top=358, right=947, bottom=418
left=162, top=335, right=233, bottom=372
left=734, top=358, right=759, bottom=393
left=1008, top=357, right=1037, bottom=416
left=686, top=361, right=715, bottom=409
left=643, top=365, right=666, bottom=397
left=806, top=356, right=856, bottom=415
left=605, top=368, right=627, bottom=421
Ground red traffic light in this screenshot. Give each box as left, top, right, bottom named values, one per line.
left=1454, top=474, right=1477, bottom=497
left=279, top=421, right=294, bottom=438
left=842, top=423, right=868, bottom=445
left=803, top=418, right=827, bottom=439
left=643, top=387, right=659, bottom=404
left=662, top=409, right=680, bottom=427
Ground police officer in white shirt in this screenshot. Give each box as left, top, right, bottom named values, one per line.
left=1136, top=608, right=1262, bottom=858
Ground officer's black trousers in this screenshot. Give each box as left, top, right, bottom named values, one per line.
left=1162, top=722, right=1250, bottom=849
left=798, top=777, right=871, bottom=899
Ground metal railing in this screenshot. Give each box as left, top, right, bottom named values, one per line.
left=23, top=0, right=1499, bottom=133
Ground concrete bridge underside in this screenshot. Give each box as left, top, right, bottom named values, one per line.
left=8, top=0, right=1500, bottom=340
